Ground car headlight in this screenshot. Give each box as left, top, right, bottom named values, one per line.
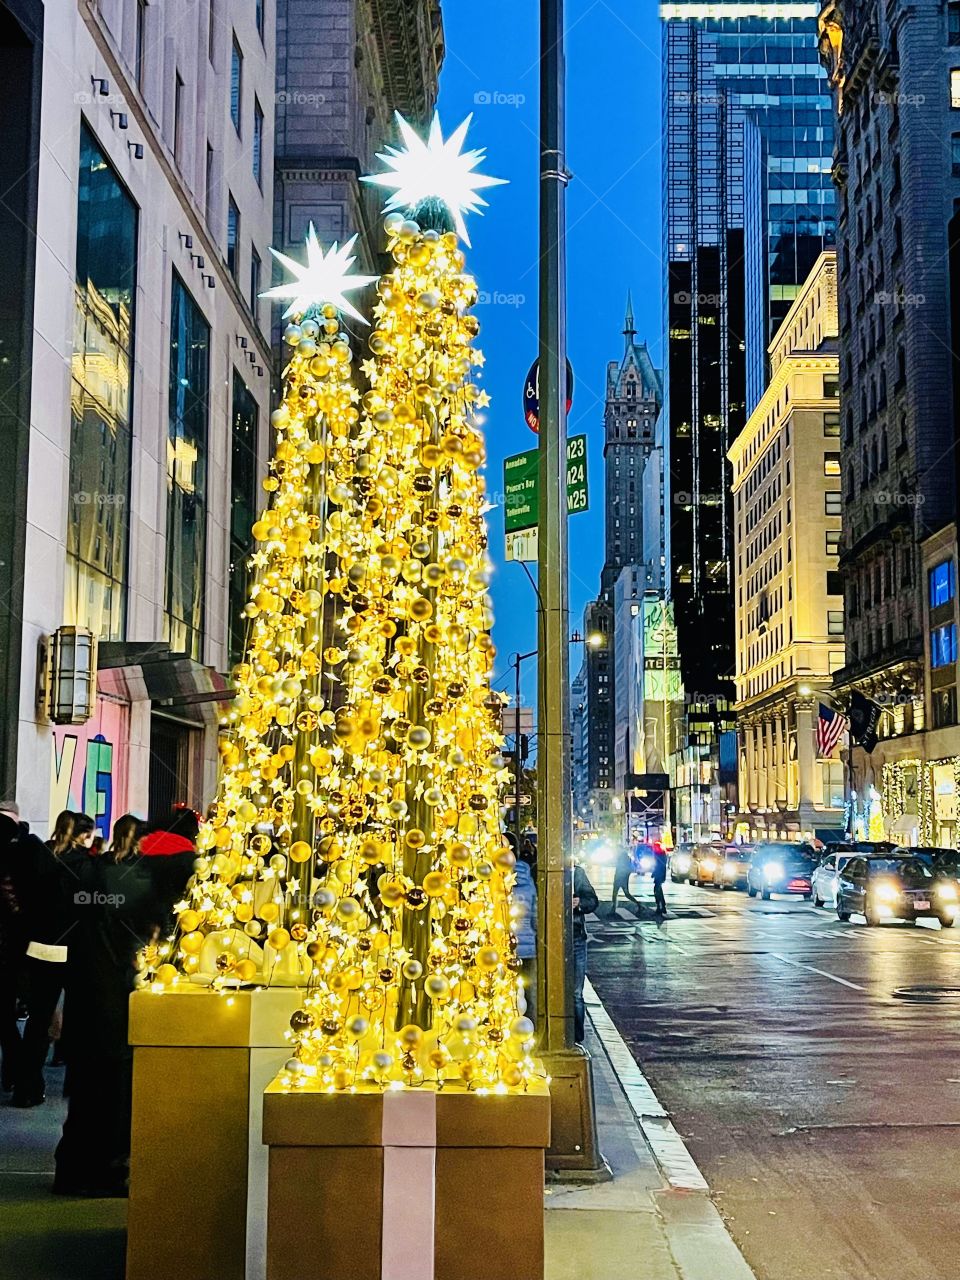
left=701, top=858, right=716, bottom=871
left=640, top=856, right=654, bottom=872
left=765, top=862, right=784, bottom=880
left=873, top=880, right=899, bottom=902
left=674, top=856, right=691, bottom=873
left=938, top=884, right=958, bottom=901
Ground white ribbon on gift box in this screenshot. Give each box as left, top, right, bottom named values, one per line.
left=380, top=1089, right=437, bottom=1280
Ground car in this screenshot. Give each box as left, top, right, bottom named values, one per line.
left=689, top=842, right=726, bottom=886
left=747, top=842, right=817, bottom=900
left=670, top=843, right=697, bottom=882
left=717, top=844, right=753, bottom=890
left=812, top=850, right=857, bottom=907
left=836, top=854, right=959, bottom=927
left=903, top=847, right=960, bottom=881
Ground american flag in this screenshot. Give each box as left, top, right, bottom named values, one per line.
left=816, top=703, right=847, bottom=758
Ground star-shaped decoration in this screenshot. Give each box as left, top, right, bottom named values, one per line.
left=260, top=225, right=377, bottom=323
left=362, top=112, right=506, bottom=247
left=476, top=390, right=491, bottom=409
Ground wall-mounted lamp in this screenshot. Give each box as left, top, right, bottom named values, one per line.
left=38, top=627, right=98, bottom=725
left=110, top=110, right=128, bottom=130
left=179, top=231, right=193, bottom=249
left=128, top=141, right=144, bottom=160
left=190, top=253, right=205, bottom=269
left=203, top=274, right=215, bottom=289
left=91, top=76, right=110, bottom=97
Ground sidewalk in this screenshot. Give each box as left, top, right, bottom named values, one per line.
left=545, top=980, right=756, bottom=1280
left=0, top=985, right=755, bottom=1280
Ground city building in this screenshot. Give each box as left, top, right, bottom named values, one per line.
left=575, top=301, right=662, bottom=832
left=818, top=0, right=960, bottom=831
left=274, top=1, right=444, bottom=277
left=729, top=252, right=846, bottom=841
left=661, top=1, right=836, bottom=704
left=600, top=298, right=663, bottom=593
left=1, top=0, right=276, bottom=833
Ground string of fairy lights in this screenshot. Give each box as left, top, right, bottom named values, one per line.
left=146, top=113, right=539, bottom=1093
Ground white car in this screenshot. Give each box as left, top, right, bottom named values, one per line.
left=812, top=851, right=855, bottom=908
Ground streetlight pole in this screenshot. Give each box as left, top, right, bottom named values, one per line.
left=537, top=0, right=604, bottom=1179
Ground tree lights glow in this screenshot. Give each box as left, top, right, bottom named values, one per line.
left=147, top=117, right=538, bottom=1094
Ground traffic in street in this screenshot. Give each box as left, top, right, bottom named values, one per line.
left=586, top=858, right=960, bottom=1280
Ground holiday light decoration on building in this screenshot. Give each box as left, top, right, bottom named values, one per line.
left=149, top=114, right=537, bottom=1093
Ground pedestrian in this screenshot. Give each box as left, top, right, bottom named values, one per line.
left=48, top=810, right=77, bottom=856
left=138, top=805, right=201, bottom=933
left=509, top=834, right=538, bottom=1026
left=0, top=801, right=50, bottom=1093
left=610, top=844, right=640, bottom=916
left=573, top=862, right=599, bottom=1043
left=652, top=844, right=669, bottom=919
left=55, top=812, right=165, bottom=1196
left=10, top=812, right=91, bottom=1106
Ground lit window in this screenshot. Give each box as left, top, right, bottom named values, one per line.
left=929, top=560, right=956, bottom=608
left=824, top=453, right=840, bottom=477
left=952, top=69, right=960, bottom=108
left=932, top=623, right=958, bottom=668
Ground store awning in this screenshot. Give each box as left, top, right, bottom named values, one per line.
left=97, top=642, right=234, bottom=718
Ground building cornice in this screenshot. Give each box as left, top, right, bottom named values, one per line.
left=728, top=353, right=838, bottom=473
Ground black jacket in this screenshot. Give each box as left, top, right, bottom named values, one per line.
left=573, top=864, right=598, bottom=940
left=0, top=813, right=73, bottom=950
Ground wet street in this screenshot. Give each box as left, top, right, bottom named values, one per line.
left=587, top=875, right=960, bottom=1280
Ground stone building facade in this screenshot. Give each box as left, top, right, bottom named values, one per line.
left=730, top=252, right=846, bottom=840
left=274, top=0, right=444, bottom=274
left=818, top=0, right=960, bottom=821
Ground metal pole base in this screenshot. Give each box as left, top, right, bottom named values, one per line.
left=540, top=1045, right=612, bottom=1182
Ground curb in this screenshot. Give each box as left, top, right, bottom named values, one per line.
left=584, top=978, right=708, bottom=1192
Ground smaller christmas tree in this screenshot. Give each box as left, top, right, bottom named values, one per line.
left=150, top=232, right=375, bottom=989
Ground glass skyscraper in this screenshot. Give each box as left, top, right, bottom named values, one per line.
left=661, top=1, right=835, bottom=697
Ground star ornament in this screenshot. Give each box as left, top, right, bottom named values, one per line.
left=362, top=112, right=507, bottom=246
left=260, top=225, right=377, bottom=323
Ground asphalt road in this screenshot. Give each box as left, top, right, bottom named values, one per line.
left=586, top=874, right=960, bottom=1280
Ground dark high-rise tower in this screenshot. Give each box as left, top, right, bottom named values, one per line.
left=662, top=2, right=836, bottom=699
left=601, top=296, right=663, bottom=593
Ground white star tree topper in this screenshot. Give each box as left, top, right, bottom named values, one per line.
left=362, top=112, right=506, bottom=246
left=260, top=225, right=378, bottom=323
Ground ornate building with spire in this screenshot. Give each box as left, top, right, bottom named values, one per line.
left=574, top=301, right=663, bottom=828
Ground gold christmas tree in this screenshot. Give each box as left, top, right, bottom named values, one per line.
left=150, top=230, right=374, bottom=989
left=278, top=115, right=536, bottom=1093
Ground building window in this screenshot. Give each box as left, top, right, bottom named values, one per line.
left=932, top=623, right=958, bottom=669
left=952, top=132, right=960, bottom=177
left=934, top=687, right=958, bottom=728
left=824, top=452, right=840, bottom=477
left=208, top=0, right=216, bottom=62
left=67, top=125, right=138, bottom=641
left=253, top=98, right=263, bottom=186
left=826, top=530, right=841, bottom=556
left=174, top=72, right=184, bottom=165
left=952, top=1, right=960, bottom=45
left=165, top=274, right=210, bottom=660
left=231, top=36, right=242, bottom=133
left=822, top=761, right=845, bottom=808
left=227, top=195, right=240, bottom=280
left=250, top=245, right=261, bottom=315
left=135, top=0, right=148, bottom=89
left=952, top=69, right=960, bottom=108
left=256, top=0, right=265, bottom=41
left=929, top=560, right=956, bottom=609
left=823, top=375, right=839, bottom=398
left=229, top=370, right=259, bottom=666
left=823, top=411, right=840, bottom=437
left=827, top=610, right=844, bottom=636
left=825, top=491, right=842, bottom=516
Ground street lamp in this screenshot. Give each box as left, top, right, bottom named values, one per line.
left=537, top=0, right=604, bottom=1180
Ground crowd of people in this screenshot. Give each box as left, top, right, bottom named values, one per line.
left=0, top=801, right=197, bottom=1197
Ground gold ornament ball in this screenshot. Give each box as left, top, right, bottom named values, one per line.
left=289, top=840, right=313, bottom=864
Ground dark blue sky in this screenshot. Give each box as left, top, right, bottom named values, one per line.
left=437, top=1, right=663, bottom=709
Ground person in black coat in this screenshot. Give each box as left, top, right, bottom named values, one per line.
left=54, top=814, right=169, bottom=1197
left=572, top=863, right=599, bottom=1043
left=0, top=804, right=48, bottom=1092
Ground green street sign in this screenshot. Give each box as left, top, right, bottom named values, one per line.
left=503, top=434, right=588, bottom=535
